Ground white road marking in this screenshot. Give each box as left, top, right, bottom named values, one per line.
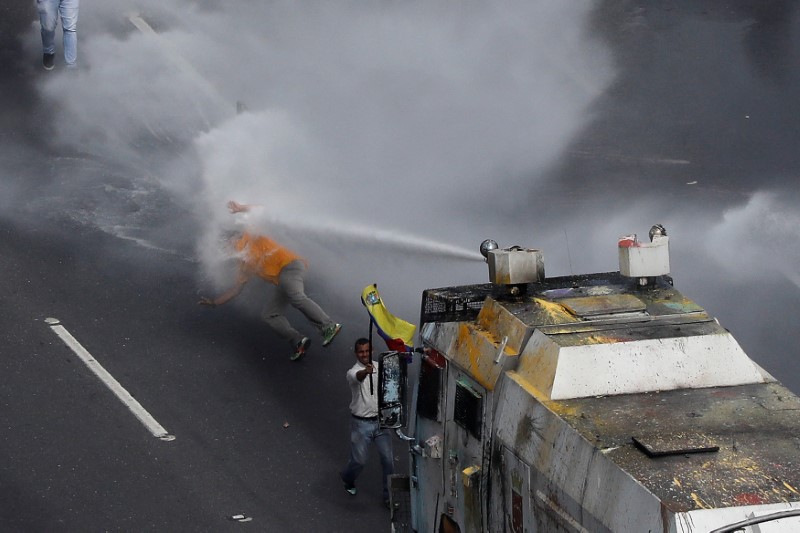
left=45, top=317, right=175, bottom=442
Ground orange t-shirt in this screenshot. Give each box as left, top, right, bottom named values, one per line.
left=235, top=232, right=306, bottom=284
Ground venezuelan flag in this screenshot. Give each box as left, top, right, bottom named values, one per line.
left=361, top=284, right=416, bottom=352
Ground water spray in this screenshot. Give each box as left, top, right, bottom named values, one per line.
left=240, top=210, right=484, bottom=262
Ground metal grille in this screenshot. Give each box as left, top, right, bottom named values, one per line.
left=388, top=475, right=411, bottom=532
left=420, top=284, right=497, bottom=324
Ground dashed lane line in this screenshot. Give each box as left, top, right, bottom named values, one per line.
left=45, top=317, right=175, bottom=442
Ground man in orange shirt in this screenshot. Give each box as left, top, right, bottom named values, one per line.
left=199, top=202, right=341, bottom=360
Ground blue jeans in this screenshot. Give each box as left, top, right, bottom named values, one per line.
left=37, top=0, right=79, bottom=66
left=340, top=417, right=394, bottom=499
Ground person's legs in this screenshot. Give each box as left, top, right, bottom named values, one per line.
left=374, top=428, right=395, bottom=501
left=262, top=283, right=303, bottom=346
left=37, top=0, right=59, bottom=55
left=340, top=418, right=371, bottom=490
left=59, top=0, right=79, bottom=66
left=278, top=261, right=334, bottom=331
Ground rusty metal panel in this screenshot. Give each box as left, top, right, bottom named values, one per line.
left=449, top=323, right=517, bottom=391
left=501, top=447, right=530, bottom=533
left=553, top=382, right=800, bottom=512
left=442, top=367, right=491, bottom=533
left=494, top=374, right=800, bottom=531
left=559, top=293, right=646, bottom=317
left=495, top=374, right=649, bottom=532
left=476, top=297, right=537, bottom=354
left=632, top=434, right=719, bottom=457
left=412, top=419, right=449, bottom=533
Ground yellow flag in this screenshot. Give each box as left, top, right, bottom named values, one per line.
left=361, top=284, right=416, bottom=351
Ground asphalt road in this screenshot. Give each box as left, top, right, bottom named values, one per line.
left=2, top=1, right=800, bottom=532
left=2, top=5, right=395, bottom=531
left=0, top=217, right=393, bottom=532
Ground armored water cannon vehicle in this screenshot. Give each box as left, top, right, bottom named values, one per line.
left=379, top=225, right=800, bottom=532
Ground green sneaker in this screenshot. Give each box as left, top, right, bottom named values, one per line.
left=340, top=473, right=357, bottom=495
left=291, top=337, right=310, bottom=361
left=321, top=323, right=342, bottom=347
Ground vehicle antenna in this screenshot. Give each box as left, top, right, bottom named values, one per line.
left=564, top=228, right=574, bottom=275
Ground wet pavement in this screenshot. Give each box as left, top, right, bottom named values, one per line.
left=2, top=1, right=800, bottom=531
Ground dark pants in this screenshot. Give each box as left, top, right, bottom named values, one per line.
left=262, top=260, right=333, bottom=345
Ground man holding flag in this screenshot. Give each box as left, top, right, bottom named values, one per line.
left=340, top=338, right=395, bottom=508
left=338, top=286, right=416, bottom=507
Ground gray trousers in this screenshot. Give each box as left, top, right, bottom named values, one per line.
left=262, top=260, right=333, bottom=346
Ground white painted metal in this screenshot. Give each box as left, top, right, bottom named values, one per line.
left=519, top=329, right=767, bottom=400
left=675, top=504, right=800, bottom=532
left=619, top=235, right=670, bottom=277
left=487, top=247, right=544, bottom=285
left=493, top=373, right=663, bottom=532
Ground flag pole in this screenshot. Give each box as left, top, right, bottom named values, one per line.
left=368, top=316, right=374, bottom=395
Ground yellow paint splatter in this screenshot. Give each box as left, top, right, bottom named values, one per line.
left=673, top=478, right=682, bottom=489
left=532, top=298, right=578, bottom=324
left=691, top=492, right=710, bottom=509
left=455, top=324, right=491, bottom=389
left=784, top=482, right=799, bottom=495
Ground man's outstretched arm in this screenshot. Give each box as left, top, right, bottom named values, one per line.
left=199, top=271, right=250, bottom=307
left=227, top=200, right=262, bottom=214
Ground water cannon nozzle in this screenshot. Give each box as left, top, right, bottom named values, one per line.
left=480, top=239, right=499, bottom=260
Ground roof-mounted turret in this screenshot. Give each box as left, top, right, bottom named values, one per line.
left=424, top=226, right=770, bottom=400
left=480, top=239, right=544, bottom=296
left=618, top=223, right=670, bottom=286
